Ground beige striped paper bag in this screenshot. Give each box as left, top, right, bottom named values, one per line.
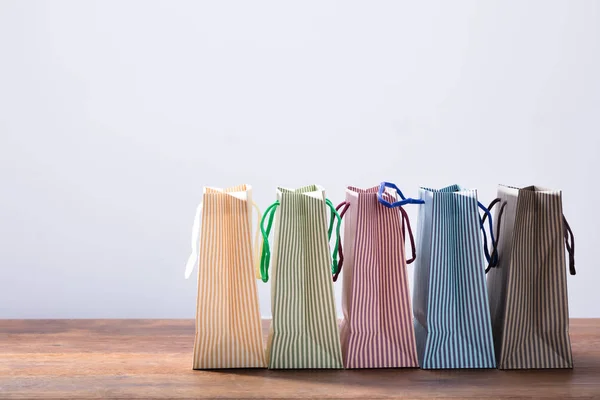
left=486, top=185, right=576, bottom=369
left=184, top=184, right=266, bottom=369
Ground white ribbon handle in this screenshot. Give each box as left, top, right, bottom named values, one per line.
left=184, top=202, right=203, bottom=279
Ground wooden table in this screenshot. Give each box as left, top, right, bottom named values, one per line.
left=1, top=319, right=599, bottom=399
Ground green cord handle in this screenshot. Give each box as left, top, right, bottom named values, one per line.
left=259, top=201, right=280, bottom=282
left=259, top=198, right=342, bottom=281
left=325, top=199, right=342, bottom=275
left=327, top=200, right=336, bottom=240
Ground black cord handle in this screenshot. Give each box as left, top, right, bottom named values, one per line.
left=563, top=216, right=576, bottom=275
left=482, top=198, right=507, bottom=273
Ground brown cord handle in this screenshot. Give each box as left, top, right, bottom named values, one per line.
left=332, top=199, right=418, bottom=281
left=398, top=205, right=417, bottom=264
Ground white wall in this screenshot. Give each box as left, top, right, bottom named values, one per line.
left=1, top=0, right=598, bottom=318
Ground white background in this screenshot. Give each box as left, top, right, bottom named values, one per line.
left=1, top=0, right=598, bottom=318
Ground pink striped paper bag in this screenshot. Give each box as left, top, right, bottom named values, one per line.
left=337, top=185, right=419, bottom=369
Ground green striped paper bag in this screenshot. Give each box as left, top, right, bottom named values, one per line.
left=486, top=185, right=576, bottom=369
left=260, top=185, right=343, bottom=369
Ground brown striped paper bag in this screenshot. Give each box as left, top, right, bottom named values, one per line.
left=486, top=185, right=576, bottom=369
left=184, top=184, right=266, bottom=369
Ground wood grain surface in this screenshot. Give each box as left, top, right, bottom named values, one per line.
left=1, top=319, right=599, bottom=399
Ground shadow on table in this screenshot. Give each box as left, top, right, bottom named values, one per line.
left=205, top=367, right=576, bottom=390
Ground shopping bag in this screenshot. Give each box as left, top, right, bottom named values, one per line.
left=184, top=184, right=266, bottom=369
left=336, top=184, right=420, bottom=368
left=412, top=184, right=497, bottom=369
left=486, top=185, right=576, bottom=369
left=260, top=185, right=343, bottom=369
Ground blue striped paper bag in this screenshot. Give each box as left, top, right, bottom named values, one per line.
left=486, top=185, right=575, bottom=369
left=413, top=184, right=496, bottom=369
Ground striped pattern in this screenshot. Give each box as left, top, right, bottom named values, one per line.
left=193, top=184, right=266, bottom=369
left=266, top=185, right=343, bottom=369
left=413, top=185, right=496, bottom=369
left=487, top=185, right=573, bottom=369
left=340, top=186, right=419, bottom=368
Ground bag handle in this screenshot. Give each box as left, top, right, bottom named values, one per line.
left=185, top=200, right=263, bottom=280
left=333, top=201, right=350, bottom=282
left=333, top=198, right=417, bottom=281
left=184, top=202, right=203, bottom=279
left=478, top=201, right=499, bottom=270
left=325, top=199, right=343, bottom=275
left=259, top=198, right=342, bottom=282
left=398, top=205, right=418, bottom=264
left=377, top=181, right=420, bottom=264
left=259, top=200, right=280, bottom=283
left=377, top=182, right=425, bottom=208
left=481, top=198, right=507, bottom=273
left=482, top=201, right=576, bottom=276
left=563, top=216, right=576, bottom=275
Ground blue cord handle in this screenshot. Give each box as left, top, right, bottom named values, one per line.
left=377, top=182, right=425, bottom=208
left=478, top=201, right=496, bottom=264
